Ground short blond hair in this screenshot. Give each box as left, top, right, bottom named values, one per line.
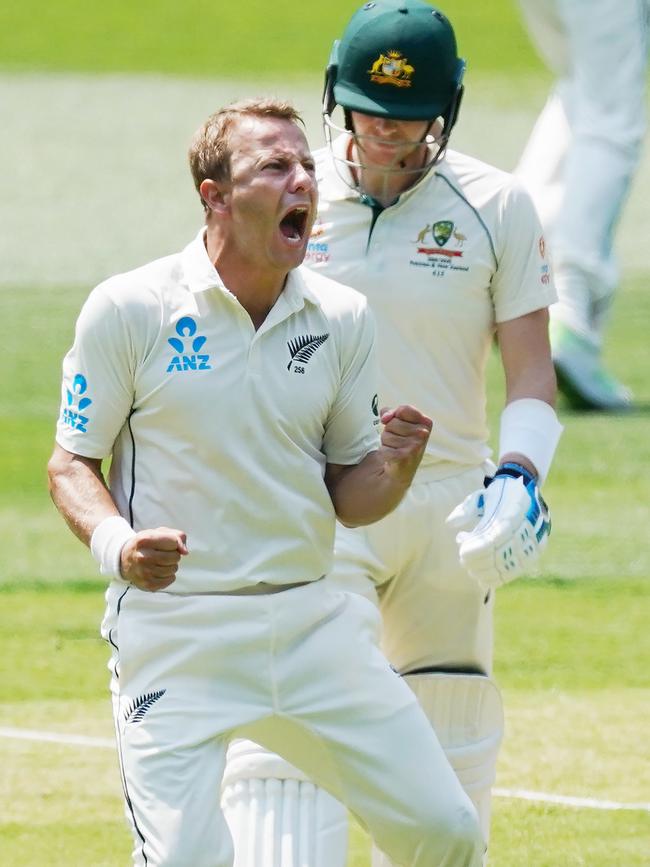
left=188, top=97, right=304, bottom=211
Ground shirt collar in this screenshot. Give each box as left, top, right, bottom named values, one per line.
left=283, top=266, right=322, bottom=310
left=179, top=227, right=226, bottom=295
left=180, top=227, right=321, bottom=310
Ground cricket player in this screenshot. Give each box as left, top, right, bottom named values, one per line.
left=516, top=0, right=649, bottom=410
left=47, top=98, right=484, bottom=867
left=221, top=4, right=563, bottom=866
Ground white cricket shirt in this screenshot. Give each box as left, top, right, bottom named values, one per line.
left=56, top=230, right=380, bottom=592
left=307, top=136, right=557, bottom=474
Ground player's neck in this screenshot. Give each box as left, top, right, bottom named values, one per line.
left=204, top=231, right=285, bottom=330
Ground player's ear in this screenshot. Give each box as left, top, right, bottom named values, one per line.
left=199, top=179, right=230, bottom=214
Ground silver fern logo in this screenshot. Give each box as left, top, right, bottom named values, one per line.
left=287, top=333, right=329, bottom=374
left=123, top=689, right=166, bottom=724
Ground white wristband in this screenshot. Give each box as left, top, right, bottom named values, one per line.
left=498, top=398, right=563, bottom=485
left=90, top=515, right=137, bottom=580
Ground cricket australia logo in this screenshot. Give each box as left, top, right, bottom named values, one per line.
left=432, top=220, right=454, bottom=247
left=123, top=689, right=166, bottom=724
left=287, top=333, right=329, bottom=374
left=411, top=219, right=468, bottom=276
left=368, top=49, right=415, bottom=88
left=61, top=373, right=93, bottom=433
left=166, top=316, right=212, bottom=373
left=414, top=220, right=467, bottom=250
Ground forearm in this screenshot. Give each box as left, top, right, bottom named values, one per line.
left=326, top=449, right=414, bottom=527
left=327, top=404, right=431, bottom=525
left=47, top=446, right=118, bottom=547
left=498, top=308, right=556, bottom=406
left=497, top=309, right=561, bottom=481
left=501, top=377, right=556, bottom=477
left=48, top=447, right=186, bottom=587
left=499, top=349, right=560, bottom=481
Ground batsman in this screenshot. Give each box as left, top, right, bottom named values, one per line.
left=222, top=1, right=563, bottom=865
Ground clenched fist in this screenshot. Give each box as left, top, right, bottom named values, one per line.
left=120, top=527, right=188, bottom=591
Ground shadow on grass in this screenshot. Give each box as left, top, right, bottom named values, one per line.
left=0, top=579, right=106, bottom=594
left=559, top=401, right=650, bottom=417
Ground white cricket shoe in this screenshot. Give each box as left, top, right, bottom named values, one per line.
left=551, top=321, right=633, bottom=412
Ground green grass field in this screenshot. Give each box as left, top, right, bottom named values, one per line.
left=0, top=0, right=543, bottom=76
left=1, top=0, right=650, bottom=864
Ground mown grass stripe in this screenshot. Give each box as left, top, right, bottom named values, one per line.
left=493, top=787, right=650, bottom=814
left=0, top=726, right=113, bottom=748
left=2, top=726, right=648, bottom=813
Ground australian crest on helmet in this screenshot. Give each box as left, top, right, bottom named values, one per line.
left=369, top=50, right=415, bottom=88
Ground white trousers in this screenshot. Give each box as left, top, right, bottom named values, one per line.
left=102, top=580, right=483, bottom=867
left=516, top=0, right=648, bottom=343
left=331, top=465, right=494, bottom=675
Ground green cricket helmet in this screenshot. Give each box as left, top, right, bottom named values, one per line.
left=323, top=0, right=465, bottom=133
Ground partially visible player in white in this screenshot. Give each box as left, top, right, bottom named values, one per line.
left=516, top=0, right=649, bottom=410
left=221, top=3, right=563, bottom=866
left=47, top=98, right=485, bottom=867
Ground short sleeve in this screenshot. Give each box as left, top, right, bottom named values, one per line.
left=55, top=286, right=136, bottom=459
left=322, top=300, right=381, bottom=465
left=491, top=181, right=557, bottom=323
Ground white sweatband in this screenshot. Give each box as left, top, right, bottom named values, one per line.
left=498, top=398, right=563, bottom=484
left=90, top=515, right=137, bottom=580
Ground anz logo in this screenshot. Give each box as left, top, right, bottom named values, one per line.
left=61, top=373, right=92, bottom=432
left=287, top=333, right=329, bottom=374
left=166, top=316, right=212, bottom=373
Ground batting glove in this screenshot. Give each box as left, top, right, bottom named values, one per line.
left=446, top=463, right=551, bottom=590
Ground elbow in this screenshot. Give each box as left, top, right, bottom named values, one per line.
left=336, top=515, right=362, bottom=529
left=47, top=445, right=81, bottom=501
left=332, top=501, right=361, bottom=528
left=334, top=508, right=387, bottom=529
left=47, top=453, right=66, bottom=500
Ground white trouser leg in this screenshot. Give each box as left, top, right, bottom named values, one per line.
left=221, top=739, right=348, bottom=867
left=371, top=673, right=504, bottom=867
left=329, top=468, right=499, bottom=864
left=517, top=0, right=647, bottom=344
left=236, top=586, right=483, bottom=867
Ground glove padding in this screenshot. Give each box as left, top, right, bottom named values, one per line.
left=446, top=468, right=551, bottom=590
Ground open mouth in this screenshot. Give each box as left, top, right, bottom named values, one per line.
left=279, top=206, right=309, bottom=242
